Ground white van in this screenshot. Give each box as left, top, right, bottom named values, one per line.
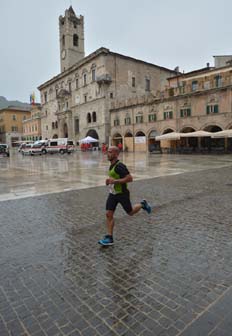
left=44, top=138, right=74, bottom=154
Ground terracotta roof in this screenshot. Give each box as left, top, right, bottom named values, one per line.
left=0, top=106, right=31, bottom=112
left=167, top=66, right=215, bottom=80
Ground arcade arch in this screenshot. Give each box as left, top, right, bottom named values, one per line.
left=204, top=125, right=222, bottom=132
left=203, top=125, right=223, bottom=150
left=180, top=126, right=196, bottom=133
left=179, top=127, right=197, bottom=148
left=84, top=129, right=99, bottom=148
left=124, top=131, right=133, bottom=151
left=162, top=128, right=175, bottom=134
left=134, top=131, right=146, bottom=152
left=86, top=129, right=99, bottom=140
left=148, top=129, right=160, bottom=152
left=112, top=132, right=122, bottom=147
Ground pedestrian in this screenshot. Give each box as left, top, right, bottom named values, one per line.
left=117, top=142, right=123, bottom=151
left=98, top=146, right=151, bottom=246
left=102, top=143, right=107, bottom=154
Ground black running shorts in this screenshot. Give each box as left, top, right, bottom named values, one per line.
left=106, top=191, right=133, bottom=214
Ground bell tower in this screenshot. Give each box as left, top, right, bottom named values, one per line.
left=59, top=6, right=85, bottom=72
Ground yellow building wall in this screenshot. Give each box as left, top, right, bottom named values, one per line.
left=3, top=110, right=30, bottom=133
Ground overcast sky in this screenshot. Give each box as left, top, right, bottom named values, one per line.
left=1, top=0, right=232, bottom=103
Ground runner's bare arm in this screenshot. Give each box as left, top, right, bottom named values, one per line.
left=106, top=173, right=133, bottom=185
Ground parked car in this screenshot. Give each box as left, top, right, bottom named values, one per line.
left=21, top=143, right=45, bottom=156
left=0, top=144, right=10, bottom=157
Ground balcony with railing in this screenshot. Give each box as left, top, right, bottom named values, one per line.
left=96, top=74, right=112, bottom=85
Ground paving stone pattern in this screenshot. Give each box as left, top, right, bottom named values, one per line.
left=0, top=166, right=232, bottom=335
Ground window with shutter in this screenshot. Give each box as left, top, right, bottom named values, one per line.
left=214, top=105, right=219, bottom=113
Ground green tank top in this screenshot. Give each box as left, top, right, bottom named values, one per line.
left=109, top=161, right=127, bottom=194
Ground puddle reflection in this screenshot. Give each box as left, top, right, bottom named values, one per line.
left=0, top=150, right=232, bottom=201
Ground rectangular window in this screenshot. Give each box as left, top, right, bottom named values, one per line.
left=11, top=126, right=18, bottom=132
left=84, top=94, right=87, bottom=103
left=214, top=104, right=219, bottom=113
left=114, top=119, right=120, bottom=126
left=204, top=81, right=210, bottom=90
left=75, top=118, right=79, bottom=134
left=124, top=117, right=131, bottom=125
left=180, top=108, right=191, bottom=117
left=206, top=104, right=219, bottom=114
left=110, top=92, right=113, bottom=99
left=76, top=79, right=79, bottom=89
left=83, top=74, right=87, bottom=86
left=148, top=114, right=157, bottom=122
left=12, top=115, right=16, bottom=120
left=192, top=81, right=198, bottom=91
left=179, top=82, right=186, bottom=94
left=132, top=77, right=135, bottom=87
left=136, top=115, right=143, bottom=123
left=215, top=75, right=222, bottom=88
left=145, top=79, right=150, bottom=91
left=168, top=88, right=174, bottom=97
left=92, top=69, right=96, bottom=81
left=69, top=82, right=72, bottom=92
left=44, top=92, right=47, bottom=103
left=164, top=111, right=173, bottom=120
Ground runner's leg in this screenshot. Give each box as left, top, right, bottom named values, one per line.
left=106, top=210, right=115, bottom=236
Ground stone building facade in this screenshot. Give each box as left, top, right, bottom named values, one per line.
left=59, top=7, right=85, bottom=72
left=110, top=58, right=232, bottom=152
left=38, top=7, right=176, bottom=145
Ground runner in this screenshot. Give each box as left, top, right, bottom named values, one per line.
left=98, top=146, right=151, bottom=246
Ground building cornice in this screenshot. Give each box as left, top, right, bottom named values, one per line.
left=110, top=85, right=232, bottom=113
left=38, top=48, right=177, bottom=91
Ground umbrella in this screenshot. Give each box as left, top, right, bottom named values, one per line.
left=155, top=132, right=181, bottom=141
left=80, top=136, right=99, bottom=143
left=180, top=130, right=212, bottom=137
left=211, top=130, right=232, bottom=138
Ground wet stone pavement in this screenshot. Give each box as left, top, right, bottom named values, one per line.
left=1, top=165, right=232, bottom=335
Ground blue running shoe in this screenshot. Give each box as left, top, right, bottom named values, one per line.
left=141, top=199, right=152, bottom=214
left=98, top=235, right=114, bottom=246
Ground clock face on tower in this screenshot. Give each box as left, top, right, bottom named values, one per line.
left=61, top=49, right=66, bottom=60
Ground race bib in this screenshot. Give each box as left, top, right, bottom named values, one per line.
left=109, top=184, right=116, bottom=194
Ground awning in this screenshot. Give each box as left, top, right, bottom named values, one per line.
left=180, top=130, right=212, bottom=138
left=80, top=136, right=99, bottom=143
left=211, top=130, right=232, bottom=138
left=155, top=132, right=181, bottom=141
